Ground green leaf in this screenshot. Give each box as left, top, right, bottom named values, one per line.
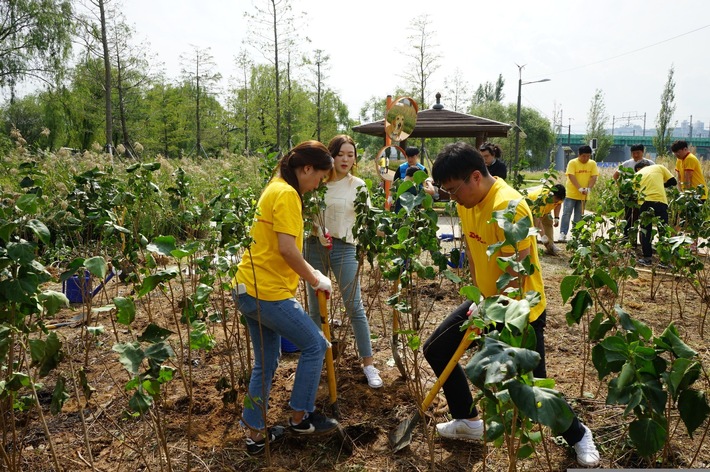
left=16, top=193, right=38, bottom=214
left=465, top=337, right=540, bottom=389
left=0, top=222, right=17, bottom=243
left=50, top=376, right=70, bottom=415
left=129, top=389, right=153, bottom=414
left=114, top=296, right=136, bottom=325
left=667, top=358, right=701, bottom=401
left=559, top=275, right=581, bottom=303
left=38, top=290, right=69, bottom=317
left=565, top=290, right=592, bottom=326
left=616, top=362, right=635, bottom=389
left=144, top=341, right=174, bottom=365
left=628, top=418, right=666, bottom=457
left=158, top=366, right=175, bottom=384
left=29, top=332, right=63, bottom=377
left=147, top=235, right=177, bottom=256
left=137, top=269, right=178, bottom=297
left=507, top=380, right=574, bottom=435
left=112, top=342, right=144, bottom=375
left=7, top=241, right=35, bottom=265
left=84, top=256, right=108, bottom=279
left=591, top=268, right=618, bottom=294
left=617, top=306, right=652, bottom=340
left=189, top=321, right=216, bottom=351
left=658, top=323, right=697, bottom=359
left=678, top=389, right=710, bottom=437
left=27, top=219, right=50, bottom=245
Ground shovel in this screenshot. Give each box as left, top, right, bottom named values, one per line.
left=318, top=291, right=341, bottom=420
left=389, top=324, right=478, bottom=452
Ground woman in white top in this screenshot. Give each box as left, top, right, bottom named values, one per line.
left=305, top=135, right=383, bottom=388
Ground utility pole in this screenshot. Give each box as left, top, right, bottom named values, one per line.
left=689, top=115, right=693, bottom=139
left=568, top=118, right=573, bottom=145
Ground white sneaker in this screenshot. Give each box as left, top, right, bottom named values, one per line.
left=436, top=418, right=483, bottom=440
left=363, top=365, right=383, bottom=389
left=573, top=424, right=600, bottom=467
left=558, top=232, right=567, bottom=242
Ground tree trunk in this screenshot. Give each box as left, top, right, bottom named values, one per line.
left=98, top=0, right=113, bottom=155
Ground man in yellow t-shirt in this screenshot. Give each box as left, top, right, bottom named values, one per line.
left=526, top=184, right=566, bottom=255
left=559, top=145, right=599, bottom=241
left=633, top=161, right=676, bottom=266
left=421, top=142, right=600, bottom=468
left=672, top=140, right=707, bottom=200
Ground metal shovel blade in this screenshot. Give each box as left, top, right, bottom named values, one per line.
left=389, top=410, right=422, bottom=452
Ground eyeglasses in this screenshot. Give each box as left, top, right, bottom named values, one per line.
left=442, top=177, right=469, bottom=196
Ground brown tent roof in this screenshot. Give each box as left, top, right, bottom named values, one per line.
left=352, top=94, right=512, bottom=139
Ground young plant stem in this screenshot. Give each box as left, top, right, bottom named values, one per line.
left=66, top=349, right=95, bottom=469
left=25, top=351, right=61, bottom=472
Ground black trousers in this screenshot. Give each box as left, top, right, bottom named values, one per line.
left=639, top=201, right=669, bottom=258
left=423, top=300, right=585, bottom=445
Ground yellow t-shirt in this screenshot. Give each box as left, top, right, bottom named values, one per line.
left=636, top=164, right=673, bottom=205
left=458, top=179, right=546, bottom=322
left=565, top=158, right=599, bottom=200
left=235, top=177, right=303, bottom=301
left=526, top=186, right=560, bottom=218
left=675, top=153, right=708, bottom=199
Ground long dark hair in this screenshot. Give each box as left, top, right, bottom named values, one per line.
left=278, top=140, right=333, bottom=195
left=326, top=134, right=357, bottom=181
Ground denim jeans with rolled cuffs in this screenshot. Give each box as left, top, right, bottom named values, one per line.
left=236, top=291, right=327, bottom=431
left=559, top=197, right=585, bottom=236
left=305, top=237, right=373, bottom=359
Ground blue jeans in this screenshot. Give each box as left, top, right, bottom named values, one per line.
left=305, top=237, right=373, bottom=359
left=237, top=292, right=327, bottom=431
left=560, top=198, right=584, bottom=235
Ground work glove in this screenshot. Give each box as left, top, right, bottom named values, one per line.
left=310, top=269, right=332, bottom=298
left=553, top=217, right=560, bottom=227
left=316, top=225, right=333, bottom=249
left=466, top=298, right=484, bottom=318
left=579, top=187, right=589, bottom=195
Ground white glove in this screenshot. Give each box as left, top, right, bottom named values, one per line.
left=579, top=187, right=589, bottom=195
left=541, top=235, right=549, bottom=245
left=310, top=270, right=332, bottom=297
left=316, top=225, right=333, bottom=249
left=467, top=299, right=484, bottom=318
left=386, top=195, right=393, bottom=206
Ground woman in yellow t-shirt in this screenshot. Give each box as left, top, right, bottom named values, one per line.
left=234, top=141, right=338, bottom=454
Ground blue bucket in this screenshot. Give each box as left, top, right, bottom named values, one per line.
left=62, top=272, right=92, bottom=303
left=281, top=337, right=300, bottom=353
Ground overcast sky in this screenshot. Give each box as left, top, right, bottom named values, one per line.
left=123, top=0, right=709, bottom=135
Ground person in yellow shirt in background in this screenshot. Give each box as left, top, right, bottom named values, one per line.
left=632, top=161, right=676, bottom=266
left=672, top=140, right=707, bottom=199
left=526, top=184, right=566, bottom=255
left=559, top=145, right=599, bottom=241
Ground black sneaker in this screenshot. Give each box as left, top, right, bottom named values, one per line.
left=638, top=257, right=652, bottom=267
left=245, top=425, right=285, bottom=455
left=289, top=411, right=339, bottom=434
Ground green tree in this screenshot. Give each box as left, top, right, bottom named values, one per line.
left=469, top=101, right=553, bottom=169
left=653, top=65, right=675, bottom=157
left=401, top=15, right=440, bottom=109
left=303, top=49, right=330, bottom=142
left=443, top=68, right=470, bottom=112
left=584, top=89, right=613, bottom=162
left=0, top=0, right=73, bottom=94
left=472, top=74, right=505, bottom=105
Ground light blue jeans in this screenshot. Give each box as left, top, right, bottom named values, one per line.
left=305, top=238, right=373, bottom=359
left=237, top=292, right=327, bottom=431
left=560, top=198, right=584, bottom=235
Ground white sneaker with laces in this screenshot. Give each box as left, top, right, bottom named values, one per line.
left=573, top=424, right=600, bottom=467
left=436, top=418, right=483, bottom=440
left=558, top=232, right=567, bottom=242
left=363, top=365, right=383, bottom=388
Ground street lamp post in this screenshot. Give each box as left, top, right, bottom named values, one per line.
left=513, top=64, right=550, bottom=183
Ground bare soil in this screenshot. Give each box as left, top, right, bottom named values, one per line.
left=15, top=247, right=710, bottom=471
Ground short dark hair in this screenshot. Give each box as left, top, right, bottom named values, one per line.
left=432, top=142, right=489, bottom=185
left=405, top=146, right=420, bottom=157
left=634, top=160, right=651, bottom=172
left=405, top=166, right=418, bottom=177
left=671, top=140, right=688, bottom=152
left=479, top=142, right=502, bottom=158
left=630, top=144, right=645, bottom=152
left=578, top=145, right=593, bottom=155
left=550, top=184, right=566, bottom=200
